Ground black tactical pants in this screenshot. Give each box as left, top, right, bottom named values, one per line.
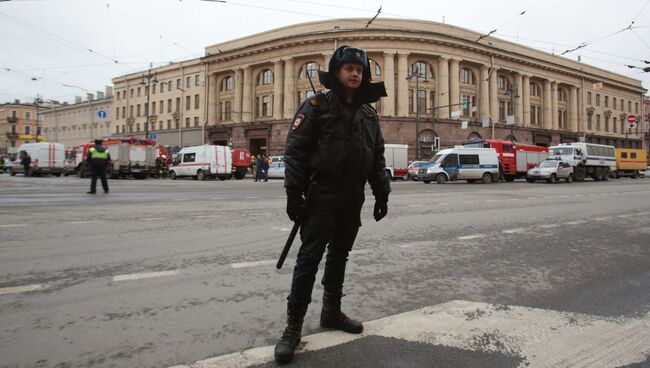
left=289, top=185, right=364, bottom=305
left=90, top=164, right=109, bottom=193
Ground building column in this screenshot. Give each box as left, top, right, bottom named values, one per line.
left=437, top=57, right=450, bottom=119
left=208, top=73, right=218, bottom=124
left=397, top=53, right=409, bottom=117
left=283, top=58, right=296, bottom=119
left=273, top=60, right=284, bottom=120
left=449, top=58, right=460, bottom=117
left=383, top=52, right=396, bottom=116
left=543, top=79, right=552, bottom=129
left=569, top=85, right=578, bottom=133
left=234, top=68, right=243, bottom=123
left=479, top=65, right=490, bottom=121
left=514, top=72, right=524, bottom=125
left=322, top=53, right=332, bottom=70
left=551, top=81, right=559, bottom=130
left=522, top=74, right=530, bottom=127
left=242, top=66, right=253, bottom=122
left=489, top=67, right=498, bottom=119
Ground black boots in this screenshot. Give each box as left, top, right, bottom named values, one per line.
left=319, top=289, right=363, bottom=334
left=274, top=301, right=308, bottom=363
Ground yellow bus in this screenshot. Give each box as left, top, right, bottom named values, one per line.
left=614, top=148, right=647, bottom=178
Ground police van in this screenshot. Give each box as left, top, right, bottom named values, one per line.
left=417, top=147, right=499, bottom=184
left=169, top=145, right=232, bottom=180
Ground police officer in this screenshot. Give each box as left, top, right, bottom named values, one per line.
left=86, top=139, right=111, bottom=194
left=274, top=46, right=390, bottom=363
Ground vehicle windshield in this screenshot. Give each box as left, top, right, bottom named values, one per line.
left=410, top=161, right=424, bottom=168
left=539, top=161, right=558, bottom=168
left=429, top=154, right=444, bottom=163
left=550, top=147, right=573, bottom=156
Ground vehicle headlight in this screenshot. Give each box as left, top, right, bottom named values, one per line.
left=427, top=167, right=435, bottom=173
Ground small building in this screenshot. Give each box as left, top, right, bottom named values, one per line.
left=0, top=101, right=44, bottom=155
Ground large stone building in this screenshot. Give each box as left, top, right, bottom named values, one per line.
left=113, top=18, right=647, bottom=159
left=0, top=101, right=45, bottom=155
left=111, top=60, right=206, bottom=148
left=40, top=87, right=113, bottom=148
left=644, top=95, right=650, bottom=154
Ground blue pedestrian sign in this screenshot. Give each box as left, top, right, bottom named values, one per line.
left=150, top=133, right=157, bottom=140
left=97, top=109, right=107, bottom=119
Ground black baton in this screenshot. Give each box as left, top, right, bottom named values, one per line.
left=276, top=182, right=318, bottom=269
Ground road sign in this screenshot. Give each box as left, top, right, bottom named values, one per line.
left=150, top=133, right=157, bottom=140
left=626, top=114, right=637, bottom=124
left=627, top=123, right=637, bottom=129
left=97, top=109, right=107, bottom=119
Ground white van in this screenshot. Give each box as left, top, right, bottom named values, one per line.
left=169, top=145, right=232, bottom=180
left=417, top=147, right=499, bottom=184
left=10, top=142, right=65, bottom=177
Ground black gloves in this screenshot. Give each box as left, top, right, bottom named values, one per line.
left=286, top=191, right=305, bottom=222
left=373, top=196, right=388, bottom=222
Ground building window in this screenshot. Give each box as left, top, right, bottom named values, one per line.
left=137, top=87, right=141, bottom=97
left=613, top=97, right=617, bottom=109
left=605, top=116, right=609, bottom=132
left=121, top=106, right=125, bottom=119
left=116, top=108, right=119, bottom=119
left=613, top=117, right=617, bottom=133
left=159, top=100, right=164, bottom=114
left=620, top=99, right=624, bottom=110
left=175, top=97, right=180, bottom=112
left=635, top=102, right=639, bottom=114
left=129, top=105, right=134, bottom=118
left=412, top=61, right=432, bottom=78
left=499, top=100, right=506, bottom=121
left=167, top=119, right=171, bottom=129
left=588, top=113, right=593, bottom=130
left=167, top=99, right=172, bottom=113
left=160, top=83, right=164, bottom=93
left=194, top=116, right=199, bottom=127
left=185, top=96, right=191, bottom=110
left=195, top=75, right=200, bottom=87
left=596, top=114, right=601, bottom=131
left=25, top=111, right=31, bottom=120
left=185, top=117, right=190, bottom=128
left=136, top=123, right=140, bottom=132
left=152, top=101, right=156, bottom=114
left=130, top=89, right=134, bottom=98
left=558, top=110, right=567, bottom=129
left=168, top=82, right=172, bottom=92
left=628, top=101, right=632, bottom=112
left=194, top=94, right=200, bottom=110
left=604, top=96, right=608, bottom=108
left=558, top=89, right=567, bottom=102
left=408, top=90, right=413, bottom=113
left=116, top=125, right=120, bottom=134
left=417, top=90, right=426, bottom=113
left=258, top=69, right=272, bottom=85
left=370, top=59, right=381, bottom=76
left=186, top=77, right=191, bottom=88
left=262, top=95, right=271, bottom=116
left=137, top=104, right=141, bottom=117
left=222, top=76, right=233, bottom=91
left=530, top=83, right=539, bottom=97
left=596, top=94, right=600, bottom=106
left=587, top=92, right=592, bottom=104
left=24, top=125, right=31, bottom=135
left=176, top=79, right=181, bottom=90
left=223, top=100, right=232, bottom=120
left=175, top=119, right=179, bottom=129
left=305, top=62, right=318, bottom=79
left=460, top=68, right=475, bottom=85
left=498, top=76, right=507, bottom=90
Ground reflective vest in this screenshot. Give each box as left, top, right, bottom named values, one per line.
left=89, top=147, right=109, bottom=159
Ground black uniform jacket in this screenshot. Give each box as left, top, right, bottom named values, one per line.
left=284, top=91, right=391, bottom=200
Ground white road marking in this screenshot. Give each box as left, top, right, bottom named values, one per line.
left=112, top=270, right=179, bottom=282
left=506, top=198, right=519, bottom=201
left=575, top=194, right=584, bottom=197
left=559, top=195, right=570, bottom=198
left=617, top=214, right=632, bottom=218
left=68, top=220, right=99, bottom=224
left=543, top=196, right=556, bottom=199
left=0, top=224, right=27, bottom=228
left=270, top=227, right=280, bottom=230
left=141, top=217, right=165, bottom=221
left=539, top=224, right=559, bottom=228
left=486, top=199, right=498, bottom=203
left=279, top=228, right=291, bottom=231
left=438, top=202, right=449, bottom=205
left=195, top=215, right=219, bottom=219
left=211, top=197, right=224, bottom=200
left=230, top=260, right=276, bottom=269
left=527, top=197, right=538, bottom=200
left=0, top=284, right=46, bottom=295
left=502, top=228, right=526, bottom=234
left=245, top=196, right=260, bottom=199
left=457, top=234, right=485, bottom=240
left=594, top=217, right=612, bottom=221
left=177, top=300, right=650, bottom=368
left=566, top=220, right=588, bottom=225
left=408, top=204, right=425, bottom=207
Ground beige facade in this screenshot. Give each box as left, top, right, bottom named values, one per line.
left=113, top=18, right=647, bottom=158
left=0, top=102, right=45, bottom=155
left=40, top=88, right=113, bottom=148
left=111, top=59, right=206, bottom=147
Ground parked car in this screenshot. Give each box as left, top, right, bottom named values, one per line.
left=526, top=160, right=574, bottom=183
left=266, top=161, right=285, bottom=179
left=407, top=161, right=427, bottom=180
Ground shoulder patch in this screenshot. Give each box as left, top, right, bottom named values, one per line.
left=292, top=114, right=305, bottom=130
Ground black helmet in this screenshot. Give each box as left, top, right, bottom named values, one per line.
left=318, top=45, right=387, bottom=104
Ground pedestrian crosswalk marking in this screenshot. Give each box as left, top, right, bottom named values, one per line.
left=171, top=300, right=650, bottom=368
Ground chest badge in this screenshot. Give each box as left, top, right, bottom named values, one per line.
left=292, top=114, right=305, bottom=130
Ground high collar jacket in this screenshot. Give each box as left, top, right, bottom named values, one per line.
left=283, top=91, right=391, bottom=200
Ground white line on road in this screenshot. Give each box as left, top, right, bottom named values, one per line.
left=68, top=220, right=99, bottom=224
left=566, top=220, right=588, bottom=225
left=141, top=217, right=165, bottom=221
left=506, top=198, right=519, bottom=201
left=502, top=228, right=526, bottom=234
left=408, top=204, right=425, bottom=207
left=0, top=284, right=46, bottom=295
left=279, top=228, right=291, bottom=231
left=438, top=202, right=449, bottom=205
left=211, top=197, right=224, bottom=200
left=594, top=217, right=612, bottom=221
left=177, top=300, right=650, bottom=368
left=245, top=197, right=260, bottom=199
left=195, top=215, right=219, bottom=219
left=486, top=199, right=498, bottom=203
left=457, top=234, right=485, bottom=240
left=527, top=197, right=538, bottom=200
left=539, top=224, right=559, bottom=228
left=575, top=194, right=584, bottom=197
left=0, top=224, right=27, bottom=228
left=559, top=195, right=570, bottom=198
left=617, top=214, right=632, bottom=218
left=112, top=270, right=180, bottom=282
left=230, top=260, right=276, bottom=269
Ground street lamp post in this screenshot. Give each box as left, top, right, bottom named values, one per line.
left=504, top=85, right=519, bottom=140
left=140, top=63, right=157, bottom=140
left=406, top=66, right=428, bottom=160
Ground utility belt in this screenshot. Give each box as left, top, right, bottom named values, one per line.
left=311, top=174, right=366, bottom=189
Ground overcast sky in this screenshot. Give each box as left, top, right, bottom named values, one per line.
left=1, top=0, right=648, bottom=104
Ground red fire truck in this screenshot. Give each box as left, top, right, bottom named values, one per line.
left=231, top=148, right=251, bottom=179
left=464, top=139, right=548, bottom=181
left=72, top=137, right=156, bottom=179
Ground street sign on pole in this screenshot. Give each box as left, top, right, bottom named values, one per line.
left=150, top=133, right=157, bottom=140
left=97, top=110, right=107, bottom=119
left=627, top=123, right=638, bottom=129
left=627, top=115, right=638, bottom=129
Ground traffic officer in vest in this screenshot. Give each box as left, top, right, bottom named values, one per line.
left=275, top=46, right=391, bottom=363
left=86, top=139, right=111, bottom=194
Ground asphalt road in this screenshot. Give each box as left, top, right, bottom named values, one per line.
left=1, top=174, right=649, bottom=368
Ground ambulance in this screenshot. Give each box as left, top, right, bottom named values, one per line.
left=169, top=145, right=232, bottom=180
left=10, top=142, right=65, bottom=176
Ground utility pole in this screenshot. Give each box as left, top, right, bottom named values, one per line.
left=406, top=65, right=428, bottom=160
left=141, top=63, right=157, bottom=140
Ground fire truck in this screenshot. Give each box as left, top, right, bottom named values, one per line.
left=464, top=139, right=548, bottom=181
left=231, top=148, right=251, bottom=179
left=72, top=137, right=156, bottom=179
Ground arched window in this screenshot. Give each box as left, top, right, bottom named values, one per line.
left=467, top=132, right=482, bottom=140
left=558, top=88, right=567, bottom=102
left=409, top=61, right=433, bottom=78
left=221, top=76, right=233, bottom=91
left=257, top=69, right=273, bottom=86
left=460, top=68, right=476, bottom=85
left=530, top=83, right=540, bottom=97
left=299, top=62, right=320, bottom=79
left=498, top=76, right=509, bottom=90
left=369, top=59, right=382, bottom=77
